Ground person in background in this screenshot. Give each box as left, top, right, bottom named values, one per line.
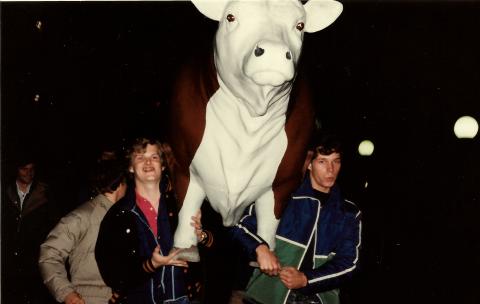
left=39, top=159, right=128, bottom=304
left=75, top=141, right=120, bottom=208
left=232, top=132, right=362, bottom=304
left=2, top=154, right=58, bottom=304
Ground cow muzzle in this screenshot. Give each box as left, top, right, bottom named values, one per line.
left=244, top=40, right=296, bottom=87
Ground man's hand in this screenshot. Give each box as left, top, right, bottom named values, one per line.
left=256, top=244, right=281, bottom=276
left=279, top=266, right=308, bottom=289
left=151, top=246, right=188, bottom=268
left=64, top=291, right=85, bottom=304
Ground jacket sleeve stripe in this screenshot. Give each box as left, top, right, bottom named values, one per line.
left=238, top=204, right=255, bottom=223
left=142, top=261, right=152, bottom=273
left=237, top=224, right=264, bottom=243
left=292, top=195, right=317, bottom=201
left=308, top=264, right=357, bottom=284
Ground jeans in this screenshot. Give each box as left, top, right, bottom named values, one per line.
left=286, top=291, right=321, bottom=304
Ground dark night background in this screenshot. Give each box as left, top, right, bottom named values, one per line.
left=1, top=1, right=479, bottom=304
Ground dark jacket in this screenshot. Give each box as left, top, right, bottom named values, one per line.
left=232, top=176, right=362, bottom=304
left=95, top=181, right=188, bottom=304
left=2, top=180, right=58, bottom=304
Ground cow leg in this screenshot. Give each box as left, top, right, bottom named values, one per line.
left=173, top=173, right=206, bottom=261
left=255, top=190, right=280, bottom=250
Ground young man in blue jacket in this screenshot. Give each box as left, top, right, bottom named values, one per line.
left=232, top=133, right=362, bottom=304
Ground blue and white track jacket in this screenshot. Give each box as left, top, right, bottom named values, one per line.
left=231, top=176, right=362, bottom=304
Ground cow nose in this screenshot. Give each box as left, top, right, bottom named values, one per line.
left=254, top=46, right=265, bottom=57
left=286, top=51, right=292, bottom=60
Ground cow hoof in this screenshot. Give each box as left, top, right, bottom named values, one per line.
left=172, top=246, right=200, bottom=262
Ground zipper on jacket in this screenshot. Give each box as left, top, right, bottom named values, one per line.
left=130, top=207, right=162, bottom=252
left=130, top=207, right=161, bottom=303
left=150, top=279, right=157, bottom=304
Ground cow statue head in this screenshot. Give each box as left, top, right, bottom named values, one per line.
left=192, top=0, right=342, bottom=117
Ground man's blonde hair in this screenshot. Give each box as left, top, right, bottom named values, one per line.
left=127, top=138, right=166, bottom=166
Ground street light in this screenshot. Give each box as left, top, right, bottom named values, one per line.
left=454, top=116, right=478, bottom=139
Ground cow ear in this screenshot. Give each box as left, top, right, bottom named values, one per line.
left=304, top=0, right=343, bottom=33
left=192, top=0, right=229, bottom=21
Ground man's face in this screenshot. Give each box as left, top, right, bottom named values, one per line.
left=17, top=163, right=35, bottom=185
left=308, top=152, right=341, bottom=193
left=129, top=144, right=163, bottom=185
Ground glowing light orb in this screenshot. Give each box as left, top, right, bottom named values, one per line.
left=454, top=116, right=478, bottom=139
left=358, top=140, right=374, bottom=156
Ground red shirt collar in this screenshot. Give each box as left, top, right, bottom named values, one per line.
left=135, top=191, right=158, bottom=237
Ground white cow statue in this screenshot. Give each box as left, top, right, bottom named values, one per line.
left=168, top=0, right=343, bottom=261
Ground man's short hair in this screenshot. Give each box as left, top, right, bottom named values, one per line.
left=92, top=159, right=127, bottom=194
left=127, top=137, right=166, bottom=166
left=309, top=131, right=343, bottom=158
left=15, top=152, right=36, bottom=169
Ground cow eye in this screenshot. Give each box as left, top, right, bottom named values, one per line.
left=226, top=14, right=236, bottom=22
left=296, top=22, right=305, bottom=31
